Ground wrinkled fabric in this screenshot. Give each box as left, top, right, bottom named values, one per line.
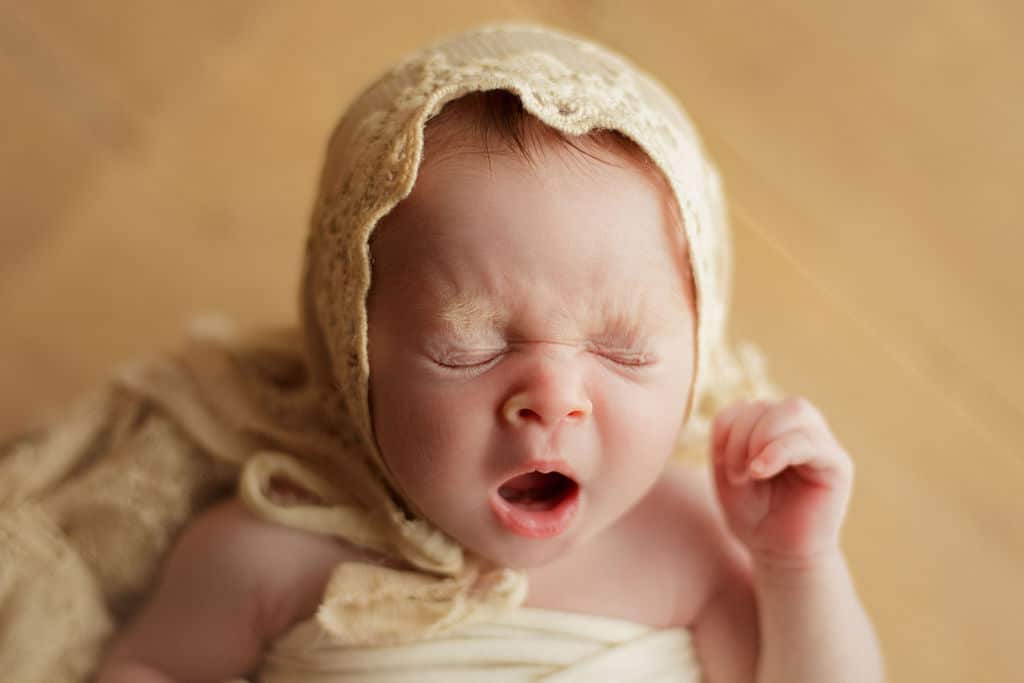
left=259, top=608, right=701, bottom=683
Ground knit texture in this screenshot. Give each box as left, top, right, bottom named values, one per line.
left=0, top=23, right=777, bottom=681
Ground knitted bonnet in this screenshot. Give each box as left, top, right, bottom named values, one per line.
left=304, top=20, right=745, bottom=477
left=234, top=22, right=775, bottom=644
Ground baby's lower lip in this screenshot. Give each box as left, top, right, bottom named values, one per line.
left=489, top=485, right=580, bottom=539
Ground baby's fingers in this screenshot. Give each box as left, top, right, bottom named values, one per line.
left=716, top=401, right=773, bottom=485
left=749, top=428, right=852, bottom=487
left=711, top=400, right=747, bottom=453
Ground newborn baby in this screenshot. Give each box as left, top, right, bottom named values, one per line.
left=85, top=24, right=881, bottom=683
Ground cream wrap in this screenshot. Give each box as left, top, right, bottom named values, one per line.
left=0, top=23, right=776, bottom=681
left=258, top=607, right=700, bottom=683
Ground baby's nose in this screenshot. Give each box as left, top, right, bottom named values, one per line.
left=501, top=384, right=592, bottom=427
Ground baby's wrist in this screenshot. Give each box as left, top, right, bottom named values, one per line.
left=749, top=545, right=847, bottom=591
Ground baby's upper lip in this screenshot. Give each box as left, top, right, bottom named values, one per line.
left=496, top=459, right=578, bottom=486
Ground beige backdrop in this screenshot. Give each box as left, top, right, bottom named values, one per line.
left=2, top=2, right=1021, bottom=681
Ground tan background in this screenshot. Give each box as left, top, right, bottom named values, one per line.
left=2, top=1, right=1021, bottom=680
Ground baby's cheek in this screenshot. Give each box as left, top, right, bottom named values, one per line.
left=381, top=380, right=483, bottom=460
left=606, top=380, right=684, bottom=451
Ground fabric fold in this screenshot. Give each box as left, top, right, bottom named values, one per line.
left=259, top=607, right=700, bottom=682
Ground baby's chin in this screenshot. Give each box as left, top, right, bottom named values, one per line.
left=457, top=523, right=597, bottom=571
left=469, top=543, right=568, bottom=571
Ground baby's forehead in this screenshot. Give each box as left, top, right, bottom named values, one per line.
left=373, top=155, right=685, bottom=269
left=369, top=155, right=692, bottom=315
left=369, top=221, right=692, bottom=343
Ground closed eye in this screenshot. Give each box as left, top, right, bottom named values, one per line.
left=432, top=350, right=505, bottom=373
left=594, top=348, right=658, bottom=368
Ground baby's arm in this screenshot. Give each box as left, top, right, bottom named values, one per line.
left=695, top=398, right=884, bottom=683
left=96, top=498, right=347, bottom=683
left=751, top=545, right=881, bottom=681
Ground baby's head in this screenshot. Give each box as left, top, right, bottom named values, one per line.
left=366, top=90, right=696, bottom=567
left=300, top=24, right=738, bottom=571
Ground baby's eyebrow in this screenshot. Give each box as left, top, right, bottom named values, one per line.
left=591, top=316, right=651, bottom=347
left=433, top=293, right=505, bottom=340
left=589, top=294, right=669, bottom=343
left=426, top=289, right=678, bottom=344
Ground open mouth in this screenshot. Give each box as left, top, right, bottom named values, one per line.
left=491, top=470, right=581, bottom=539
left=498, top=472, right=578, bottom=510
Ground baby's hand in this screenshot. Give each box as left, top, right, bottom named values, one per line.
left=710, top=397, right=853, bottom=569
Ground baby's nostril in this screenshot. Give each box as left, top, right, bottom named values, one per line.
left=518, top=407, right=540, bottom=420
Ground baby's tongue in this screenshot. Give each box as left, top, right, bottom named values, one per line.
left=498, top=472, right=573, bottom=511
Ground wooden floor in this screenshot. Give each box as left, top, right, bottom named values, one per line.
left=2, top=2, right=1021, bottom=680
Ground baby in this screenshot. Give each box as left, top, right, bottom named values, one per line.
left=88, top=24, right=881, bottom=682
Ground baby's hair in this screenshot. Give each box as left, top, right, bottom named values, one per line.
left=423, top=90, right=660, bottom=177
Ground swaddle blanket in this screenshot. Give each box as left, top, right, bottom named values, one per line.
left=0, top=23, right=776, bottom=681
left=258, top=607, right=700, bottom=683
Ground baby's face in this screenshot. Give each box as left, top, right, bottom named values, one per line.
left=367, top=140, right=695, bottom=569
